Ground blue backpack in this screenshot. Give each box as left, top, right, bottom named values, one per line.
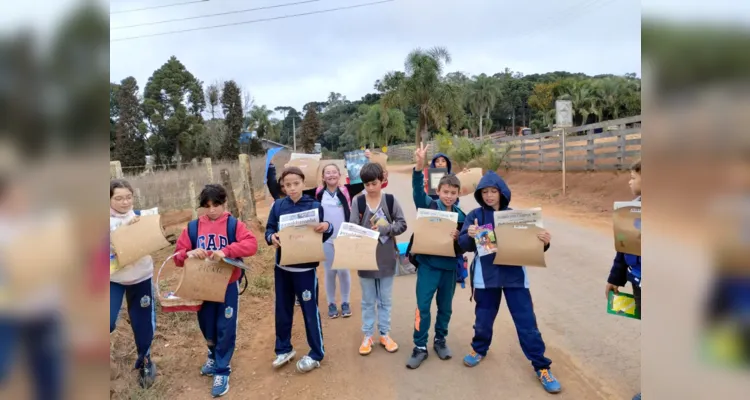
left=187, top=215, right=248, bottom=295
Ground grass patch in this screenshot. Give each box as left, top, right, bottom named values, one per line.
left=247, top=274, right=273, bottom=297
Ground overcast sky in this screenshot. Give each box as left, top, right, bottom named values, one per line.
left=108, top=0, right=645, bottom=115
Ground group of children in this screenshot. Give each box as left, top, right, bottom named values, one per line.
left=110, top=149, right=643, bottom=399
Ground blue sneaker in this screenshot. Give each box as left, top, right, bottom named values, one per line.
left=341, top=302, right=352, bottom=318
left=632, top=393, right=641, bottom=400
left=463, top=351, right=484, bottom=367
left=211, top=375, right=229, bottom=397
left=536, top=369, right=562, bottom=393
left=200, top=358, right=216, bottom=376
left=328, top=303, right=339, bottom=319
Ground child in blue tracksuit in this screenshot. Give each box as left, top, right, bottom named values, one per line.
left=605, top=160, right=641, bottom=400
left=265, top=166, right=333, bottom=374
left=458, top=171, right=561, bottom=394
left=109, top=179, right=157, bottom=390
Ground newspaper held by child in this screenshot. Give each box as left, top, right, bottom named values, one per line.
left=412, top=208, right=459, bottom=257
left=278, top=209, right=325, bottom=265
left=333, top=222, right=379, bottom=270
left=492, top=208, right=547, bottom=267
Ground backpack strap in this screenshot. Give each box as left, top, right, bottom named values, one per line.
left=339, top=185, right=352, bottom=206
left=187, top=219, right=199, bottom=250
left=385, top=194, right=394, bottom=221
left=226, top=215, right=238, bottom=244
left=357, top=195, right=366, bottom=220
left=315, top=186, right=323, bottom=199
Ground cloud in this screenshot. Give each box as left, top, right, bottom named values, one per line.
left=109, top=0, right=640, bottom=112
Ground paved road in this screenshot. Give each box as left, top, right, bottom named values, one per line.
left=230, top=168, right=641, bottom=400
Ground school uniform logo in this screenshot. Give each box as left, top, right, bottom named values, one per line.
left=140, top=295, right=151, bottom=308
left=301, top=290, right=312, bottom=302
left=225, top=306, right=234, bottom=319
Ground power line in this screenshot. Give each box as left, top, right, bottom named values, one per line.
left=112, top=0, right=324, bottom=30
left=111, top=0, right=395, bottom=42
left=110, top=0, right=210, bottom=15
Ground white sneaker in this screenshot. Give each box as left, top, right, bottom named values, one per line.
left=295, top=355, right=321, bottom=374
left=272, top=350, right=296, bottom=369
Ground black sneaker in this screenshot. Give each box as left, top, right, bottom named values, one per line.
left=138, top=359, right=157, bottom=389
left=433, top=339, right=452, bottom=360
left=406, top=347, right=428, bottom=369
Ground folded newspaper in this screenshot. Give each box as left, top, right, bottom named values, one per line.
left=493, top=207, right=544, bottom=228
left=337, top=222, right=380, bottom=240
left=279, top=209, right=319, bottom=230
left=416, top=208, right=459, bottom=223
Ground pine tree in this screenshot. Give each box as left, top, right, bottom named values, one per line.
left=299, top=102, right=321, bottom=153
left=220, top=80, right=243, bottom=159
left=114, top=76, right=146, bottom=170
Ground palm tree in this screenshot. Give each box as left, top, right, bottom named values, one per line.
left=468, top=74, right=501, bottom=139
left=246, top=105, right=273, bottom=138
left=380, top=46, right=464, bottom=146
left=357, top=105, right=406, bottom=148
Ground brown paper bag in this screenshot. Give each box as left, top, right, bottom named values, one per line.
left=613, top=204, right=641, bottom=256
left=455, top=168, right=483, bottom=197
left=369, top=152, right=388, bottom=171
left=411, top=217, right=457, bottom=257
left=174, top=258, right=234, bottom=302
left=332, top=236, right=379, bottom=270
left=287, top=158, right=321, bottom=190
left=1, top=214, right=76, bottom=301
left=279, top=225, right=326, bottom=265
left=493, top=224, right=547, bottom=267
left=110, top=214, right=171, bottom=269
left=317, top=159, right=348, bottom=186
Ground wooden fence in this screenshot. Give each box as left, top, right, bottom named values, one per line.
left=386, top=115, right=641, bottom=171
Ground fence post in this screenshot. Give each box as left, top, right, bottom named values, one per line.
left=134, top=188, right=144, bottom=210
left=238, top=154, right=258, bottom=220
left=220, top=169, right=241, bottom=218
left=537, top=137, right=544, bottom=171
left=110, top=161, right=123, bottom=179
left=586, top=130, right=595, bottom=171
left=189, top=181, right=198, bottom=220
left=616, top=130, right=627, bottom=170
left=203, top=158, right=213, bottom=183
left=520, top=138, right=526, bottom=169
left=191, top=158, right=198, bottom=168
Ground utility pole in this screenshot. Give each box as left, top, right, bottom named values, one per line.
left=292, top=116, right=296, bottom=152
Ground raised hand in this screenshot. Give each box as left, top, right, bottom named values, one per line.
left=467, top=218, right=479, bottom=238
left=414, top=142, right=429, bottom=170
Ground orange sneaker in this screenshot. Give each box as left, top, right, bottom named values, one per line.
left=359, top=336, right=374, bottom=356
left=379, top=334, right=399, bottom=353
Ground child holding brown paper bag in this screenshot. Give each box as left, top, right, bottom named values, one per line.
left=109, top=179, right=157, bottom=390
left=457, top=171, right=560, bottom=394
left=604, top=160, right=642, bottom=400
left=264, top=167, right=333, bottom=376
left=173, top=184, right=258, bottom=398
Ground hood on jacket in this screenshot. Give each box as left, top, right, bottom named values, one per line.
left=279, top=194, right=317, bottom=209
left=474, top=171, right=511, bottom=210
left=199, top=211, right=231, bottom=224
left=430, top=152, right=452, bottom=173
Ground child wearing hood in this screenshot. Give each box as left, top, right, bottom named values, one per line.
left=458, top=171, right=561, bottom=394
left=423, top=152, right=453, bottom=201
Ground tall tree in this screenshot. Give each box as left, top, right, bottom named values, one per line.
left=468, top=73, right=501, bottom=139
left=299, top=103, right=321, bottom=153
left=114, top=76, right=147, bottom=168
left=357, top=104, right=406, bottom=148
left=246, top=105, right=273, bottom=138
left=110, top=82, right=120, bottom=156
left=142, top=56, right=206, bottom=163
left=205, top=82, right=221, bottom=120
left=220, top=80, right=243, bottom=159
left=379, top=47, right=464, bottom=145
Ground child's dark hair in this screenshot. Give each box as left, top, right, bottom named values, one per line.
left=438, top=174, right=461, bottom=191
left=280, top=166, right=305, bottom=182
left=199, top=184, right=227, bottom=207
left=110, top=179, right=134, bottom=198
left=630, top=159, right=641, bottom=174
left=360, top=163, right=384, bottom=184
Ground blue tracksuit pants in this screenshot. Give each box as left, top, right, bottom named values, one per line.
left=110, top=279, right=155, bottom=369
left=198, top=281, right=240, bottom=376
left=274, top=267, right=325, bottom=361
left=471, top=287, right=552, bottom=371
